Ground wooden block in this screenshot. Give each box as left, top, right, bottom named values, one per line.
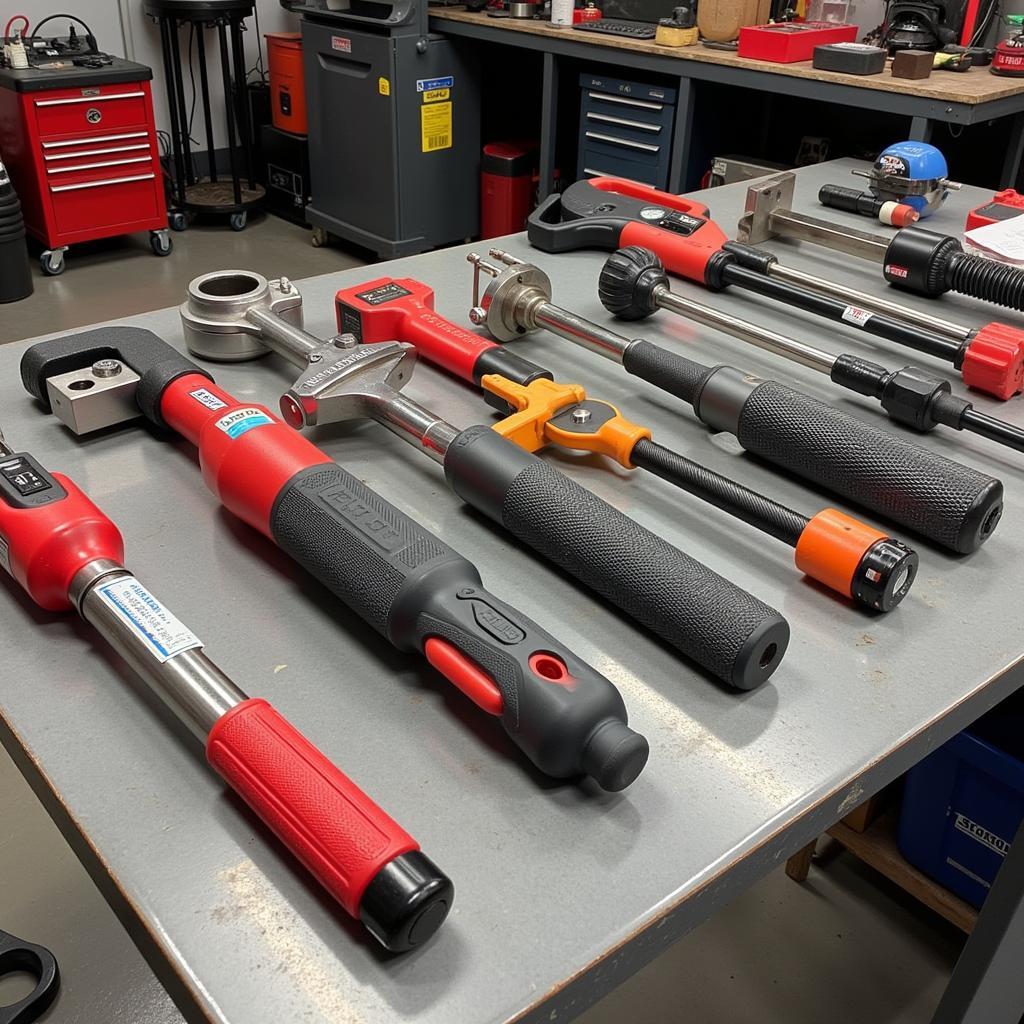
left=841, top=786, right=891, bottom=833
left=892, top=49, right=934, bottom=79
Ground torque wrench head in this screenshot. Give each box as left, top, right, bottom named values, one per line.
left=181, top=270, right=304, bottom=362
left=598, top=246, right=668, bottom=321
left=466, top=250, right=552, bottom=342
left=736, top=172, right=795, bottom=244
left=279, top=340, right=418, bottom=429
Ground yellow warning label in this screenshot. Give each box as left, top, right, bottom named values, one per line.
left=421, top=101, right=452, bottom=153
left=378, top=77, right=391, bottom=96
left=422, top=87, right=449, bottom=103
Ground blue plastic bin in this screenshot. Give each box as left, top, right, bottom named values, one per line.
left=898, top=691, right=1024, bottom=909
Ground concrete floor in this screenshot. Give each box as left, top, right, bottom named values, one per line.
left=0, top=215, right=964, bottom=1022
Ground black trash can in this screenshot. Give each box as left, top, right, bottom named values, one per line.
left=0, top=159, right=33, bottom=303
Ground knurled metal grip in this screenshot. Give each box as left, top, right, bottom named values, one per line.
left=269, top=464, right=646, bottom=784
left=443, top=426, right=790, bottom=690
left=695, top=372, right=1003, bottom=554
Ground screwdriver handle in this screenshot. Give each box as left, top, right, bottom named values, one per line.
left=444, top=426, right=790, bottom=690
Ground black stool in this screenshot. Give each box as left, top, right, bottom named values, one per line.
left=145, top=0, right=265, bottom=231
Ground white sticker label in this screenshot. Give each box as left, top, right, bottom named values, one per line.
left=640, top=206, right=666, bottom=220
left=841, top=305, right=874, bottom=327
left=954, top=813, right=1010, bottom=857
left=95, top=578, right=202, bottom=663
left=190, top=387, right=227, bottom=411
left=214, top=407, right=273, bottom=439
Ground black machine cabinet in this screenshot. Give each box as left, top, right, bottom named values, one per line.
left=284, top=1, right=480, bottom=258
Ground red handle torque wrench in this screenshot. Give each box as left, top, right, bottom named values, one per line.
left=336, top=275, right=920, bottom=613
left=527, top=176, right=1024, bottom=400
left=21, top=327, right=649, bottom=791
left=0, top=429, right=451, bottom=952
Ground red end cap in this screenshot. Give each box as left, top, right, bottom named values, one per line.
left=424, top=637, right=504, bottom=715
left=206, top=698, right=419, bottom=919
left=890, top=204, right=919, bottom=228
left=962, top=324, right=1024, bottom=400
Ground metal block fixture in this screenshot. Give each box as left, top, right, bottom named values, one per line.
left=284, top=0, right=480, bottom=258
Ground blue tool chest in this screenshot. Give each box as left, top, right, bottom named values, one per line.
left=576, top=73, right=677, bottom=189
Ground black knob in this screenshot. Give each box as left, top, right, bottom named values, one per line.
left=598, top=246, right=667, bottom=321
left=579, top=717, right=650, bottom=792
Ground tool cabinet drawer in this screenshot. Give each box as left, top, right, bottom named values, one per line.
left=48, top=172, right=161, bottom=236
left=33, top=88, right=150, bottom=139
left=577, top=74, right=677, bottom=191
left=44, top=153, right=157, bottom=186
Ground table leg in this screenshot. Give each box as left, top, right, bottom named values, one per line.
left=909, top=116, right=934, bottom=142
left=539, top=52, right=559, bottom=200
left=785, top=840, right=817, bottom=883
left=999, top=112, right=1024, bottom=189
left=668, top=76, right=695, bottom=193
left=929, top=815, right=1024, bottom=1024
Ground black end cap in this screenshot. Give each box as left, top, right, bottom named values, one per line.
left=359, top=851, right=454, bottom=953
left=956, top=479, right=1004, bottom=554
left=731, top=613, right=790, bottom=691
left=579, top=718, right=650, bottom=792
left=851, top=539, right=919, bottom=612
left=598, top=247, right=665, bottom=320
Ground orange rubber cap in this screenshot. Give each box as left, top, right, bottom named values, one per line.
left=794, top=508, right=888, bottom=598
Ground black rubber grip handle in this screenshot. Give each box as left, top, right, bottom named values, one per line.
left=734, top=381, right=1003, bottom=554
left=444, top=427, right=789, bottom=690
left=621, top=339, right=716, bottom=406
left=270, top=465, right=647, bottom=789
left=948, top=251, right=1024, bottom=311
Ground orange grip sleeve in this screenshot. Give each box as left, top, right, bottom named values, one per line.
left=794, top=509, right=887, bottom=598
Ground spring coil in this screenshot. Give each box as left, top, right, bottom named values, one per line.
left=948, top=252, right=1024, bottom=311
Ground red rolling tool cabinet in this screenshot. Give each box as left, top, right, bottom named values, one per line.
left=0, top=58, right=170, bottom=276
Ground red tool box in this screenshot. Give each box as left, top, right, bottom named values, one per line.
left=0, top=57, right=170, bottom=276
left=738, top=21, right=858, bottom=63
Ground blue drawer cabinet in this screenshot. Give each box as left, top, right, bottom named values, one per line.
left=577, top=74, right=677, bottom=189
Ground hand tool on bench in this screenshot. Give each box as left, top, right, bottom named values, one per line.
left=599, top=245, right=1024, bottom=457
left=737, top=173, right=1024, bottom=317
left=526, top=176, right=1024, bottom=400
left=336, top=275, right=919, bottom=612
left=464, top=248, right=1003, bottom=557
left=21, top=327, right=650, bottom=790
left=0, top=427, right=452, bottom=952
left=176, top=270, right=790, bottom=691
left=0, top=927, right=59, bottom=1024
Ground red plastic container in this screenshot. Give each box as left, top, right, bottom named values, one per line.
left=266, top=32, right=307, bottom=135
left=480, top=141, right=537, bottom=239
left=738, top=22, right=858, bottom=62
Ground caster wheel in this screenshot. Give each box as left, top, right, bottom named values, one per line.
left=40, top=250, right=65, bottom=276
left=169, top=212, right=188, bottom=232
left=229, top=211, right=247, bottom=231
left=311, top=226, right=329, bottom=248
left=150, top=231, right=173, bottom=257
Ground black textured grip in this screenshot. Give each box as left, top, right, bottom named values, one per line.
left=445, top=428, right=789, bottom=690
left=735, top=381, right=1003, bottom=554
left=622, top=339, right=716, bottom=406
left=948, top=251, right=1024, bottom=311
left=270, top=464, right=647, bottom=787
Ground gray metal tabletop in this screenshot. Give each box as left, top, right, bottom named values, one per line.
left=2, top=160, right=1022, bottom=1024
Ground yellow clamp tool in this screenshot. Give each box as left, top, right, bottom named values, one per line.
left=481, top=374, right=651, bottom=467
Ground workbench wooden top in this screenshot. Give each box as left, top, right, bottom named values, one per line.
left=431, top=7, right=1024, bottom=105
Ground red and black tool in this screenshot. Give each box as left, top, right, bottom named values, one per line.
left=21, top=327, right=651, bottom=789
left=0, top=428, right=452, bottom=952
left=457, top=247, right=1003, bottom=556
left=965, top=189, right=1024, bottom=232
left=817, top=185, right=920, bottom=227
left=526, top=176, right=1024, bottom=400
left=598, top=245, right=1024, bottom=459
left=336, top=275, right=920, bottom=612
left=175, top=272, right=789, bottom=692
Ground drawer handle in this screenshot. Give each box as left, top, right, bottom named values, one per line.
left=49, top=156, right=153, bottom=175
left=586, top=112, right=661, bottom=133
left=583, top=167, right=653, bottom=185
left=46, top=143, right=151, bottom=161
left=42, top=131, right=148, bottom=149
left=51, top=172, right=155, bottom=193
left=587, top=91, right=664, bottom=111
left=584, top=131, right=660, bottom=153
left=35, top=91, right=146, bottom=107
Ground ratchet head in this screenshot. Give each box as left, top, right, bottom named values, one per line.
left=467, top=249, right=553, bottom=342
left=279, top=340, right=418, bottom=429
left=180, top=270, right=304, bottom=362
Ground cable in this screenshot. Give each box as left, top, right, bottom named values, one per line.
left=4, top=15, right=29, bottom=39
left=187, top=22, right=197, bottom=137
left=28, top=14, right=95, bottom=38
